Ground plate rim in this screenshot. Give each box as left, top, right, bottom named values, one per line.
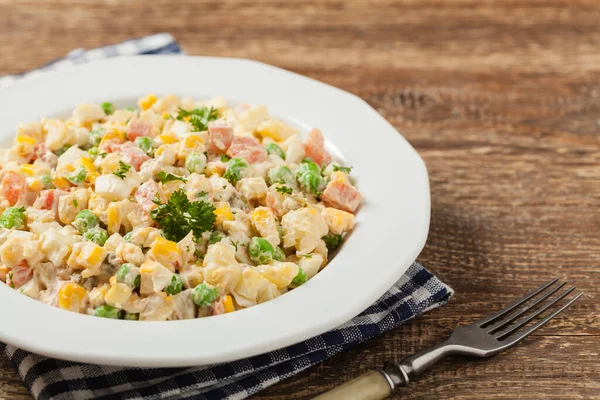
left=0, top=55, right=430, bottom=367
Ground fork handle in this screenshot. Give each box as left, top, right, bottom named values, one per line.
left=313, top=341, right=455, bottom=399
left=312, top=370, right=393, bottom=400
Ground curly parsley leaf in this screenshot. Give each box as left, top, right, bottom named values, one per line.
left=333, top=165, right=352, bottom=174
left=176, top=107, right=219, bottom=132
left=113, top=161, right=132, bottom=179
left=150, top=189, right=216, bottom=242
left=156, top=171, right=187, bottom=184
left=275, top=185, right=293, bottom=195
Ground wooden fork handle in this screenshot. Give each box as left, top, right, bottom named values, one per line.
left=312, top=370, right=393, bottom=400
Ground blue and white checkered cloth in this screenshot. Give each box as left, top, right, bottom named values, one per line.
left=0, top=34, right=453, bottom=400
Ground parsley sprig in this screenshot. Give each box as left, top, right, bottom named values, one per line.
left=176, top=107, right=219, bottom=132
left=275, top=185, right=293, bottom=195
left=333, top=165, right=352, bottom=174
left=156, top=171, right=187, bottom=184
left=113, top=161, right=132, bottom=179
left=150, top=189, right=216, bottom=242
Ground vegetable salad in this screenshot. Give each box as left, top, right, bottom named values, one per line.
left=0, top=94, right=362, bottom=321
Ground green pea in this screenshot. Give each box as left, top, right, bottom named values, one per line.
left=208, top=231, right=225, bottom=245
left=298, top=171, right=324, bottom=196
left=72, top=209, right=99, bottom=233
left=124, top=107, right=136, bottom=112
left=95, top=304, right=122, bottom=319
left=135, top=136, right=154, bottom=155
left=191, top=283, right=219, bottom=307
left=248, top=237, right=275, bottom=265
left=116, top=263, right=140, bottom=289
left=89, top=129, right=105, bottom=147
left=101, top=102, right=115, bottom=115
left=0, top=207, right=26, bottom=229
left=295, top=160, right=325, bottom=195
left=273, top=246, right=286, bottom=262
left=267, top=165, right=294, bottom=186
left=298, top=159, right=321, bottom=175
left=290, top=268, right=307, bottom=288
left=83, top=226, right=108, bottom=246
left=265, top=143, right=285, bottom=159
left=322, top=232, right=343, bottom=250
left=223, top=157, right=249, bottom=184
left=185, top=152, right=207, bottom=174
left=164, top=274, right=183, bottom=295
left=124, top=312, right=139, bottom=320
left=67, top=166, right=87, bottom=185
left=40, top=174, right=54, bottom=189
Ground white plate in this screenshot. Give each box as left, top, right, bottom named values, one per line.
left=0, top=56, right=430, bottom=367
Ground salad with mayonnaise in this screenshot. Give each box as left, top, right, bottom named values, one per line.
left=0, top=94, right=362, bottom=320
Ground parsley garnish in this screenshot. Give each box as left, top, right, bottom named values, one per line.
left=156, top=171, right=187, bottom=184
left=101, top=102, right=115, bottom=115
left=301, top=254, right=313, bottom=258
left=220, top=154, right=231, bottom=162
left=124, top=107, right=136, bottom=112
left=150, top=189, right=216, bottom=242
left=113, top=161, right=132, bottom=179
left=275, top=186, right=293, bottom=195
left=197, top=191, right=208, bottom=198
left=333, top=165, right=352, bottom=174
left=7, top=272, right=14, bottom=288
left=231, top=240, right=240, bottom=251
left=72, top=199, right=78, bottom=207
left=176, top=107, right=219, bottom=132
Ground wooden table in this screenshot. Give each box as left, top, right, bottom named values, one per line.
left=1, top=1, right=599, bottom=398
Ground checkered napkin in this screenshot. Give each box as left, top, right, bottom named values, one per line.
left=0, top=34, right=453, bottom=400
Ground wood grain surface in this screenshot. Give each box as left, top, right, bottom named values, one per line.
left=1, top=0, right=599, bottom=399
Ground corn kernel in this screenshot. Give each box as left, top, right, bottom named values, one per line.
left=214, top=202, right=234, bottom=226
left=139, top=94, right=157, bottom=111
left=87, top=245, right=106, bottom=265
left=15, top=135, right=36, bottom=145
left=158, top=134, right=179, bottom=144
left=80, top=157, right=97, bottom=172
left=107, top=205, right=120, bottom=234
left=53, top=177, right=71, bottom=189
left=20, top=164, right=35, bottom=176
left=148, top=237, right=182, bottom=270
left=223, top=295, right=235, bottom=313
left=162, top=112, right=170, bottom=119
left=58, top=283, right=87, bottom=312
left=87, top=172, right=99, bottom=184
left=255, top=119, right=293, bottom=142
left=28, top=178, right=43, bottom=192
left=101, top=129, right=125, bottom=144
left=155, top=145, right=166, bottom=157
left=204, top=162, right=225, bottom=177
left=183, top=135, right=204, bottom=148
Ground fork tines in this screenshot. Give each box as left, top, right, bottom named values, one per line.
left=479, top=278, right=582, bottom=343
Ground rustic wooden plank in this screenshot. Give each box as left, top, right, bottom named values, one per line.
left=1, top=0, right=599, bottom=399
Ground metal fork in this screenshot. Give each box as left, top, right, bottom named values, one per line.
left=314, top=278, right=582, bottom=400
